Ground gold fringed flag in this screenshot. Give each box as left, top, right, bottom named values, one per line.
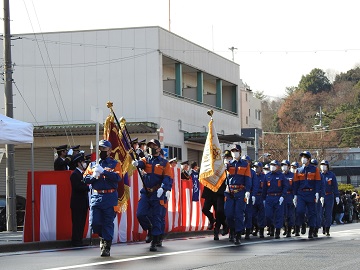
left=199, top=118, right=226, bottom=192
left=103, top=114, right=135, bottom=213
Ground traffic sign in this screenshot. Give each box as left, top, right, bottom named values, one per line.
left=162, top=147, right=169, bottom=158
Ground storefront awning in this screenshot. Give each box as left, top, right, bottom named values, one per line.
left=33, top=122, right=158, bottom=137
left=184, top=132, right=253, bottom=144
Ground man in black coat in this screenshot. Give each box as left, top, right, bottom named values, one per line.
left=70, top=153, right=90, bottom=246
left=54, top=144, right=72, bottom=171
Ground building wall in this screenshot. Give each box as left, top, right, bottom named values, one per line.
left=240, top=87, right=262, bottom=129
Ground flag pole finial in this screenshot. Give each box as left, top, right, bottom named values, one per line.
left=207, top=109, right=214, bottom=117
left=107, top=101, right=113, bottom=109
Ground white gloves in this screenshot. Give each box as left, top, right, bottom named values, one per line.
left=320, top=197, right=324, bottom=207
left=315, top=192, right=319, bottom=203
left=157, top=187, right=164, bottom=198
left=94, top=164, right=104, bottom=174
left=252, top=196, right=256, bottom=205
left=67, top=149, right=73, bottom=156
left=245, top=192, right=250, bottom=204
left=132, top=160, right=139, bottom=167
left=279, top=196, right=284, bottom=205
left=293, top=195, right=297, bottom=207
left=335, top=197, right=340, bottom=205
left=263, top=200, right=266, bottom=207
left=79, top=150, right=85, bottom=154
left=165, top=190, right=171, bottom=201
left=92, top=171, right=100, bottom=178
left=88, top=184, right=92, bottom=190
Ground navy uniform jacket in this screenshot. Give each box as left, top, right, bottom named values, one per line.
left=262, top=170, right=288, bottom=200
left=83, top=157, right=122, bottom=207
left=137, top=155, right=173, bottom=194
left=70, top=168, right=89, bottom=210
left=225, top=159, right=252, bottom=196
left=321, top=170, right=340, bottom=197
left=54, top=156, right=71, bottom=171
left=293, top=164, right=321, bottom=196
left=283, top=171, right=294, bottom=202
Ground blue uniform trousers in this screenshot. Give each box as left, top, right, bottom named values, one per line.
left=90, top=204, right=117, bottom=241
left=252, top=195, right=265, bottom=228
left=316, top=202, right=323, bottom=228
left=244, top=197, right=254, bottom=229
left=224, top=192, right=246, bottom=233
left=323, top=194, right=334, bottom=227
left=295, top=193, right=316, bottom=227
left=137, top=192, right=163, bottom=236
left=284, top=194, right=295, bottom=227
left=265, top=196, right=284, bottom=229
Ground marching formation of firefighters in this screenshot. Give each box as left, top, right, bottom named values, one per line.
left=202, top=145, right=341, bottom=246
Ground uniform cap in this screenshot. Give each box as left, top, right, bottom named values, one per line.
left=70, top=145, right=80, bottom=150
left=281, top=160, right=290, bottom=166
left=190, top=161, right=198, bottom=169
left=169, top=157, right=177, bottom=163
left=138, top=139, right=146, bottom=146
left=270, top=160, right=280, bottom=166
left=147, top=139, right=161, bottom=148
left=310, top=159, right=318, bottom=166
left=320, top=160, right=329, bottom=166
left=253, top=161, right=263, bottom=168
left=131, top=138, right=138, bottom=144
left=72, top=153, right=85, bottom=163
left=180, top=160, right=189, bottom=165
left=99, top=139, right=112, bottom=148
left=241, top=155, right=251, bottom=162
left=263, top=164, right=270, bottom=169
left=291, top=161, right=299, bottom=168
left=230, top=144, right=241, bottom=151
left=55, top=144, right=68, bottom=151
left=299, top=151, right=311, bottom=158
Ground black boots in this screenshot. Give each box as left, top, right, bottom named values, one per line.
left=221, top=224, right=229, bottom=236
left=301, top=223, right=307, bottom=235
left=308, top=227, right=314, bottom=239
left=207, top=219, right=216, bottom=230
left=214, top=228, right=220, bottom=240
left=313, top=228, right=318, bottom=238
left=234, top=232, right=241, bottom=245
left=229, top=228, right=235, bottom=242
left=283, top=226, right=287, bottom=236
left=252, top=225, right=258, bottom=236
left=156, top=234, right=163, bottom=247
left=150, top=235, right=159, bottom=251
left=294, top=225, right=300, bottom=236
left=325, top=227, right=330, bottom=236
left=269, top=226, right=275, bottom=237
left=100, top=239, right=111, bottom=257
left=275, top=228, right=281, bottom=239
left=145, top=228, right=153, bottom=243
left=245, top=228, right=251, bottom=240
left=286, top=226, right=292, bottom=237
left=259, top=227, right=265, bottom=238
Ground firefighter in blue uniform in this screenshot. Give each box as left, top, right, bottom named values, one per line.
left=83, top=140, right=122, bottom=257
left=242, top=155, right=259, bottom=240
left=224, top=144, right=252, bottom=245
left=133, top=139, right=173, bottom=251
left=310, top=158, right=322, bottom=238
left=320, top=160, right=340, bottom=236
left=262, top=160, right=288, bottom=239
left=293, top=151, right=321, bottom=239
left=281, top=160, right=295, bottom=237
left=251, top=161, right=266, bottom=238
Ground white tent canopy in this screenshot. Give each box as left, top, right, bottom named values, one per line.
left=0, top=113, right=33, bottom=144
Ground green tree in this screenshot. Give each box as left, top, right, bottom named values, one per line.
left=253, top=90, right=266, bottom=100
left=298, top=68, right=331, bottom=94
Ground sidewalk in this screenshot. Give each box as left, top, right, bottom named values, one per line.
left=0, top=230, right=212, bottom=253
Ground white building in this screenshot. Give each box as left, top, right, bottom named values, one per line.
left=0, top=26, right=253, bottom=196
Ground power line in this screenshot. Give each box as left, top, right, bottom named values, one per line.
left=263, top=124, right=360, bottom=135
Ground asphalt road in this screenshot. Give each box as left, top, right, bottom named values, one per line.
left=1, top=223, right=360, bottom=270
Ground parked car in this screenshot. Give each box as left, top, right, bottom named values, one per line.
left=0, top=195, right=26, bottom=231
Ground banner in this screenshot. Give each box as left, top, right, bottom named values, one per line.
left=103, top=114, right=135, bottom=212
left=199, top=118, right=226, bottom=192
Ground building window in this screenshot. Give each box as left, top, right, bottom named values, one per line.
left=258, top=110, right=261, bottom=121
left=246, top=116, right=248, bottom=125
left=165, top=145, right=182, bottom=160
left=245, top=93, right=247, bottom=102
left=249, top=109, right=250, bottom=117
left=255, top=109, right=258, bottom=119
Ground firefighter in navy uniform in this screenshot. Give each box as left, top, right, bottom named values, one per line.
left=83, top=140, right=122, bottom=257
left=54, top=145, right=72, bottom=170
left=252, top=161, right=266, bottom=238
left=262, top=160, right=288, bottom=239
left=293, top=151, right=321, bottom=239
left=320, top=160, right=340, bottom=236
left=133, top=139, right=173, bottom=251
left=281, top=160, right=295, bottom=237
left=69, top=145, right=82, bottom=170
left=224, top=144, right=252, bottom=245
left=69, top=153, right=90, bottom=247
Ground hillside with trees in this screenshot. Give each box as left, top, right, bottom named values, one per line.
left=258, top=66, right=360, bottom=161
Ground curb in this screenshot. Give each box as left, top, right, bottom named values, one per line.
left=0, top=230, right=213, bottom=253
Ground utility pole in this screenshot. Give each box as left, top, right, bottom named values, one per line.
left=3, top=0, right=17, bottom=231
left=228, top=46, right=237, bottom=61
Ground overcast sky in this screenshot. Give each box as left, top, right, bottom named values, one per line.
left=2, top=0, right=360, bottom=98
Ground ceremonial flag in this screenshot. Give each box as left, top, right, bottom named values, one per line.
left=199, top=118, right=226, bottom=192
left=103, top=114, right=135, bottom=212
